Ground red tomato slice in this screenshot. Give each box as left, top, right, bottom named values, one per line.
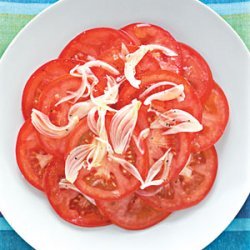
left=121, top=23, right=182, bottom=74
left=140, top=146, right=218, bottom=211
left=96, top=192, right=170, bottom=230
left=118, top=70, right=203, bottom=120
left=180, top=43, right=214, bottom=102
left=16, top=120, right=53, bottom=191
left=191, top=83, right=229, bottom=152
left=44, top=158, right=110, bottom=227
left=22, top=59, right=78, bottom=120
left=36, top=75, right=83, bottom=158
left=66, top=119, right=148, bottom=201
left=137, top=106, right=191, bottom=182
left=59, top=28, right=134, bottom=71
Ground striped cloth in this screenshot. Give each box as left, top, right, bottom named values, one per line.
left=0, top=0, right=249, bottom=249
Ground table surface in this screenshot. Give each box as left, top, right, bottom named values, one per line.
left=0, top=0, right=249, bottom=249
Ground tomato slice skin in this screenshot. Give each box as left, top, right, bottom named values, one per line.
left=140, top=146, right=218, bottom=211
left=180, top=43, right=214, bottom=102
left=191, top=83, right=229, bottom=152
left=121, top=23, right=182, bottom=74
left=22, top=59, right=78, bottom=120
left=36, top=75, right=83, bottom=158
left=16, top=120, right=53, bottom=191
left=44, top=159, right=110, bottom=227
left=59, top=27, right=134, bottom=71
left=96, top=192, right=170, bottom=230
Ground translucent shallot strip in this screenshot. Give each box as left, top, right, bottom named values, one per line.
left=124, top=44, right=177, bottom=88
left=31, top=109, right=79, bottom=138
left=110, top=99, right=141, bottom=154
left=59, top=179, right=96, bottom=205
left=119, top=43, right=130, bottom=61
left=132, top=128, right=150, bottom=154
left=136, top=186, right=163, bottom=197
left=143, top=84, right=185, bottom=105
left=141, top=148, right=173, bottom=189
left=150, top=108, right=203, bottom=135
left=180, top=154, right=193, bottom=177
left=57, top=60, right=120, bottom=105
left=65, top=144, right=96, bottom=183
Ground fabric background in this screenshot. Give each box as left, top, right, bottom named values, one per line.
left=0, top=0, right=249, bottom=249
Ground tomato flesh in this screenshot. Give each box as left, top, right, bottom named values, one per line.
left=97, top=192, right=170, bottom=230
left=118, top=70, right=203, bottom=121
left=140, top=146, right=218, bottom=211
left=59, top=27, right=134, bottom=72
left=16, top=120, right=53, bottom=191
left=44, top=159, right=110, bottom=227
left=22, top=59, right=78, bottom=120
left=180, top=43, right=214, bottom=102
left=121, top=23, right=182, bottom=74
left=66, top=119, right=148, bottom=201
left=191, top=83, right=229, bottom=152
left=36, top=75, right=82, bottom=158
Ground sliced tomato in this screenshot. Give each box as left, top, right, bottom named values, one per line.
left=140, top=146, right=218, bottom=211
left=65, top=118, right=95, bottom=156
left=36, top=75, right=83, bottom=158
left=59, top=28, right=134, bottom=71
left=22, top=59, right=78, bottom=120
left=118, top=70, right=203, bottom=120
left=121, top=23, right=182, bottom=74
left=16, top=120, right=53, bottom=191
left=44, top=159, right=110, bottom=227
left=191, top=83, right=229, bottom=152
left=66, top=119, right=148, bottom=201
left=136, top=105, right=190, bottom=182
left=96, top=192, right=170, bottom=230
left=180, top=43, right=214, bottom=102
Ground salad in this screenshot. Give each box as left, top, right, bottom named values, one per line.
left=16, top=23, right=229, bottom=230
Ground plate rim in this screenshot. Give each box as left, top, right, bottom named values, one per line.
left=0, top=0, right=249, bottom=249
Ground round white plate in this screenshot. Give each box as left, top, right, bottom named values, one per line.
left=0, top=0, right=249, bottom=249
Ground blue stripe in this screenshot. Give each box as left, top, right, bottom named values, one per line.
left=225, top=219, right=250, bottom=232
left=202, top=0, right=250, bottom=4
left=0, top=1, right=50, bottom=14
left=0, top=218, right=12, bottom=231
left=205, top=232, right=250, bottom=250
left=236, top=197, right=250, bottom=218
left=0, top=231, right=33, bottom=250
left=207, top=1, right=250, bottom=15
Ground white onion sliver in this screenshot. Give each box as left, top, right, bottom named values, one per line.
left=110, top=99, right=141, bottom=154
left=132, top=128, right=150, bottom=154
left=124, top=44, right=178, bottom=88
left=58, top=60, right=119, bottom=106
left=65, top=144, right=95, bottom=183
left=31, top=109, right=79, bottom=139
left=144, top=84, right=185, bottom=105
left=150, top=108, right=203, bottom=135
left=59, top=179, right=96, bottom=205
left=141, top=148, right=173, bottom=189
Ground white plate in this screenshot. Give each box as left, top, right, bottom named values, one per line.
left=0, top=0, right=249, bottom=249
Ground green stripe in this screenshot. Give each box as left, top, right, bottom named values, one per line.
left=222, top=13, right=250, bottom=49
left=0, top=13, right=34, bottom=57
